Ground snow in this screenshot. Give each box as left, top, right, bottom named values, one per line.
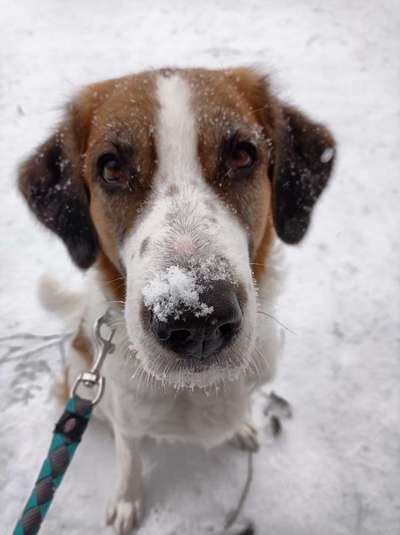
left=142, top=266, right=214, bottom=322
left=143, top=257, right=232, bottom=322
left=320, top=147, right=335, bottom=163
left=1, top=1, right=399, bottom=534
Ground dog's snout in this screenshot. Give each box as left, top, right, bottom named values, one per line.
left=150, top=281, right=243, bottom=360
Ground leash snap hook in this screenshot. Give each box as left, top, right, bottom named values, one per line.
left=71, top=309, right=116, bottom=406
left=71, top=372, right=105, bottom=406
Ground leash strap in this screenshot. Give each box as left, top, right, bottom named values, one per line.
left=12, top=397, right=93, bottom=535
left=12, top=309, right=116, bottom=535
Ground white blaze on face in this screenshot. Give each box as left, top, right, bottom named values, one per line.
left=156, top=74, right=202, bottom=184
left=121, top=73, right=258, bottom=387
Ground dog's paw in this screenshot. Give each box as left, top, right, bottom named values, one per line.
left=231, top=423, right=259, bottom=452
left=106, top=495, right=143, bottom=534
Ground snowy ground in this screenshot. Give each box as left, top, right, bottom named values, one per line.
left=1, top=1, right=399, bottom=534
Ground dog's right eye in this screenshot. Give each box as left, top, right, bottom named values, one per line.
left=98, top=154, right=125, bottom=186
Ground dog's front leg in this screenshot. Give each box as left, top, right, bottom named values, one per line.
left=106, top=429, right=144, bottom=534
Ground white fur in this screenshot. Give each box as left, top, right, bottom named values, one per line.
left=64, top=73, right=283, bottom=534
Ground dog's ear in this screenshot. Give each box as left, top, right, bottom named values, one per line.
left=270, top=104, right=336, bottom=244
left=18, top=105, right=99, bottom=269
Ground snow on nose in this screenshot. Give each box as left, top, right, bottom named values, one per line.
left=142, top=265, right=214, bottom=323
left=141, top=256, right=234, bottom=324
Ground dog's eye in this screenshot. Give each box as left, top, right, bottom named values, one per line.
left=98, top=154, right=124, bottom=185
left=227, top=141, right=257, bottom=173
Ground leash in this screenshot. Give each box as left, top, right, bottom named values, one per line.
left=12, top=312, right=116, bottom=535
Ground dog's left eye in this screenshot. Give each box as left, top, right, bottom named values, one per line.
left=98, top=154, right=124, bottom=185
left=226, top=141, right=257, bottom=173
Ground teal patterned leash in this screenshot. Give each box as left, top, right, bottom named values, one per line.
left=12, top=396, right=93, bottom=535
left=12, top=312, right=116, bottom=535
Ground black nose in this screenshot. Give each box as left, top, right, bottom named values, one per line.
left=149, top=281, right=242, bottom=360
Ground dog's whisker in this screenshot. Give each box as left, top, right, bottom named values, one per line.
left=247, top=355, right=261, bottom=378
left=257, top=310, right=296, bottom=335
left=254, top=347, right=269, bottom=371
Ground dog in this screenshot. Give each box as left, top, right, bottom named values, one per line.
left=18, top=67, right=335, bottom=533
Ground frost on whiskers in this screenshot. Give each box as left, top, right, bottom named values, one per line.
left=142, top=257, right=232, bottom=323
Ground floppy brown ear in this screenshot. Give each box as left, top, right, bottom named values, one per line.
left=18, top=114, right=99, bottom=269
left=271, top=104, right=336, bottom=244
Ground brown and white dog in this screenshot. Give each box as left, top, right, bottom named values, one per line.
left=18, top=67, right=335, bottom=533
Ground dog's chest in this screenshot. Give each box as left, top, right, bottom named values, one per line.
left=101, top=354, right=250, bottom=446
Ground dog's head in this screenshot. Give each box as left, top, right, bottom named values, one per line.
left=19, top=68, right=335, bottom=388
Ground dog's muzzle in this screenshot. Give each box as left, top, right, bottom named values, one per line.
left=144, top=279, right=243, bottom=361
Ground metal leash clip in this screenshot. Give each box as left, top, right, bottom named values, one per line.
left=71, top=310, right=116, bottom=406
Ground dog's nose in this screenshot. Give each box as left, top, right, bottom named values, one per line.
left=150, top=281, right=242, bottom=360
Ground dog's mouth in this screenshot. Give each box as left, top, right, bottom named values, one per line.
left=131, top=342, right=251, bottom=389
left=126, top=307, right=255, bottom=389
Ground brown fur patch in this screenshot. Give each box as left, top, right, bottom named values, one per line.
left=96, top=252, right=125, bottom=303
left=55, top=326, right=95, bottom=405
left=72, top=326, right=94, bottom=366
left=253, top=214, right=274, bottom=283
left=55, top=327, right=94, bottom=405
left=55, top=365, right=70, bottom=405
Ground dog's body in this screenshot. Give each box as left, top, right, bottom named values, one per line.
left=19, top=67, right=335, bottom=533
